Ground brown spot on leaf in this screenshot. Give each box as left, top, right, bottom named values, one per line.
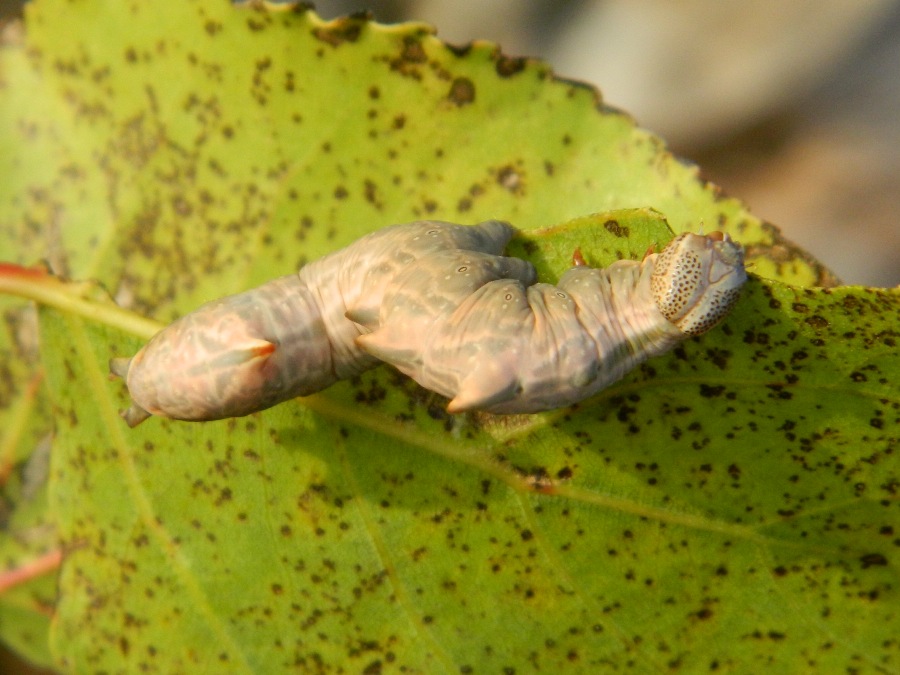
left=447, top=77, right=475, bottom=106
left=312, top=14, right=368, bottom=47
left=496, top=165, right=523, bottom=194
left=400, top=36, right=427, bottom=63
left=805, top=314, right=829, bottom=330
left=699, top=384, right=726, bottom=398
left=496, top=55, right=526, bottom=77
left=860, top=553, right=888, bottom=568
left=603, top=220, right=629, bottom=237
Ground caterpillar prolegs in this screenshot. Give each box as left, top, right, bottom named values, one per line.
left=111, top=221, right=746, bottom=425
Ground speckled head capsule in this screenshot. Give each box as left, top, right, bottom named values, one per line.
left=650, top=231, right=747, bottom=336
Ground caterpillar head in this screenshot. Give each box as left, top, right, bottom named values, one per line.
left=650, top=231, right=747, bottom=336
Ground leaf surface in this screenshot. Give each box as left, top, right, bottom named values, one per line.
left=0, top=1, right=897, bottom=673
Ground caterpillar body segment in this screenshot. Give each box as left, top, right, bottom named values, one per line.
left=112, top=220, right=515, bottom=425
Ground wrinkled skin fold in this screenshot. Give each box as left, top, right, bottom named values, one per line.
left=111, top=220, right=519, bottom=425
left=358, top=231, right=747, bottom=413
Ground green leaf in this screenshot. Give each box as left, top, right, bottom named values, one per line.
left=1, top=1, right=897, bottom=673
left=0, top=287, right=57, bottom=669
left=0, top=468, right=57, bottom=671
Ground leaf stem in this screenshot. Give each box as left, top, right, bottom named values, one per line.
left=0, top=549, right=62, bottom=594
left=0, top=263, right=161, bottom=340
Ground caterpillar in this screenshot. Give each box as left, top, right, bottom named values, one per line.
left=356, top=231, right=747, bottom=413
left=111, top=222, right=746, bottom=426
left=110, top=220, right=529, bottom=426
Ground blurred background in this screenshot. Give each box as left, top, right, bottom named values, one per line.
left=309, top=0, right=900, bottom=287
left=2, top=0, right=898, bottom=286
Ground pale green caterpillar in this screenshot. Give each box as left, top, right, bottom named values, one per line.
left=357, top=231, right=747, bottom=413
left=111, top=220, right=528, bottom=426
